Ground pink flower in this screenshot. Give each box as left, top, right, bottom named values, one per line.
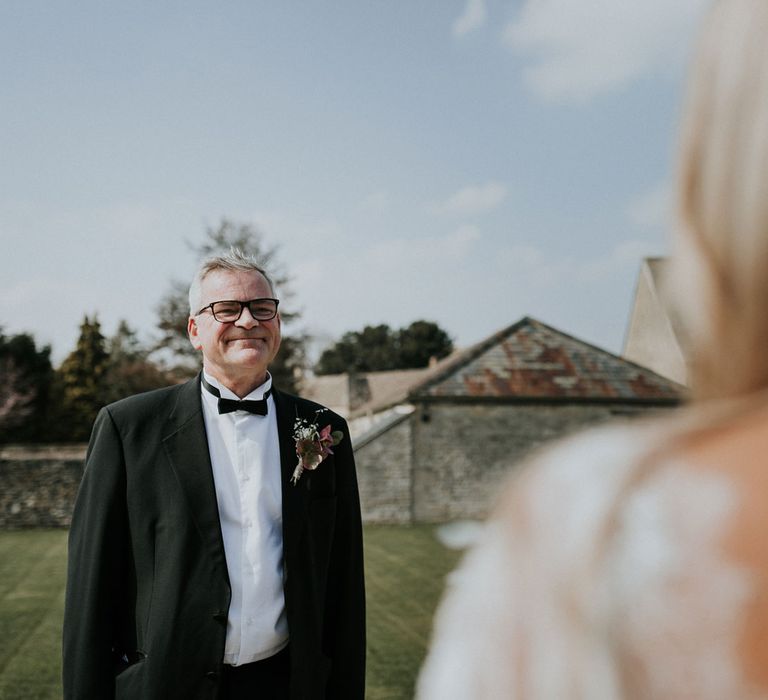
left=291, top=415, right=344, bottom=485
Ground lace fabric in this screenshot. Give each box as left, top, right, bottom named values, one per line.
left=417, top=423, right=765, bottom=699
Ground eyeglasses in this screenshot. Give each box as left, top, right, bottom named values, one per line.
left=196, top=298, right=280, bottom=323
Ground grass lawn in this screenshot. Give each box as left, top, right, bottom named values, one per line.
left=364, top=525, right=463, bottom=699
left=0, top=525, right=462, bottom=700
left=0, top=530, right=67, bottom=700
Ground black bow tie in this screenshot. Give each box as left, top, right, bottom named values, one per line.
left=202, top=376, right=271, bottom=416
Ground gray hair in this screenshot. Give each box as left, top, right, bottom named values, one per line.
left=188, top=248, right=275, bottom=315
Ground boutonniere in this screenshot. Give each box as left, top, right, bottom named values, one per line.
left=291, top=409, right=344, bottom=485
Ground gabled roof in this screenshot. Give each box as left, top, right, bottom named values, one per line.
left=298, top=374, right=350, bottom=412
left=347, top=366, right=435, bottom=418
left=410, top=316, right=683, bottom=403
left=300, top=360, right=461, bottom=419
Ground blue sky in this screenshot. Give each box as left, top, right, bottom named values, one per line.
left=0, top=0, right=709, bottom=364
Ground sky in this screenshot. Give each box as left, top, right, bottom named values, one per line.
left=0, top=0, right=710, bottom=365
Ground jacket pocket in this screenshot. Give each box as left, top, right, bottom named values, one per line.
left=115, top=653, right=147, bottom=698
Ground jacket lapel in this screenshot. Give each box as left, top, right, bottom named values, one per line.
left=273, top=390, right=309, bottom=568
left=160, top=380, right=308, bottom=589
left=162, top=375, right=229, bottom=577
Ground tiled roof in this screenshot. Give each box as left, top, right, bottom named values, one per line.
left=300, top=363, right=457, bottom=418
left=410, top=317, right=683, bottom=402
left=348, top=367, right=434, bottom=418
left=297, top=374, right=349, bottom=411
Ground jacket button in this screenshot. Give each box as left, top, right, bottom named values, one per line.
left=212, top=611, right=227, bottom=622
left=206, top=671, right=218, bottom=681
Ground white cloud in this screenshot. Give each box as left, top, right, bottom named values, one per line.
left=295, top=226, right=481, bottom=290
left=290, top=225, right=664, bottom=358
left=574, top=238, right=663, bottom=284
left=489, top=236, right=663, bottom=297
left=247, top=208, right=345, bottom=246
left=430, top=181, right=508, bottom=216
left=0, top=198, right=201, bottom=348
left=478, top=236, right=668, bottom=352
left=369, top=225, right=482, bottom=261
left=452, top=0, right=488, bottom=38
left=503, top=0, right=709, bottom=102
left=291, top=226, right=484, bottom=341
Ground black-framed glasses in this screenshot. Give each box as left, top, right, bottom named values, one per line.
left=196, top=298, right=280, bottom=323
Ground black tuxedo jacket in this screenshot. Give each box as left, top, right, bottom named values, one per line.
left=62, top=376, right=365, bottom=699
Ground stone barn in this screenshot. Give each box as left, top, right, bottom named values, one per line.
left=0, top=316, right=682, bottom=529
left=353, top=316, right=683, bottom=523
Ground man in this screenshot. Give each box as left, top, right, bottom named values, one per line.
left=63, top=251, right=365, bottom=699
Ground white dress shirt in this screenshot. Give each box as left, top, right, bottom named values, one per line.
left=200, top=371, right=288, bottom=666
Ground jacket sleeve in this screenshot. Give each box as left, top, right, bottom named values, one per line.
left=62, top=407, right=128, bottom=700
left=324, top=417, right=366, bottom=699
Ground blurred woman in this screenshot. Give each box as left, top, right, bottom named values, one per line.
left=417, top=1, right=768, bottom=697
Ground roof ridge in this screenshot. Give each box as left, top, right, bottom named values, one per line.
left=410, top=315, right=683, bottom=401
left=407, top=317, right=535, bottom=397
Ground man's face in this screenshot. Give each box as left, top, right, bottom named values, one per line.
left=187, top=269, right=281, bottom=385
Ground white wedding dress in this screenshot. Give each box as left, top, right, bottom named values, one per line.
left=417, top=421, right=768, bottom=699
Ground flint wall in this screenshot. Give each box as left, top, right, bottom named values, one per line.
left=0, top=445, right=85, bottom=528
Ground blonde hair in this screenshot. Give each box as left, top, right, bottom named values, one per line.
left=494, top=8, right=768, bottom=689
left=577, top=0, right=768, bottom=628
left=675, top=0, right=768, bottom=400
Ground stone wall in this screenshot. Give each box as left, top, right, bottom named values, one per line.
left=0, top=444, right=86, bottom=528
left=2, top=400, right=673, bottom=528
left=354, top=415, right=413, bottom=524
left=411, top=401, right=667, bottom=522
left=352, top=400, right=673, bottom=524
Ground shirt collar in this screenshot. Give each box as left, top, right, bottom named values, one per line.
left=201, top=371, right=273, bottom=401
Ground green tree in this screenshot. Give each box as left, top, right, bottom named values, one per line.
left=154, top=218, right=304, bottom=392
left=314, top=321, right=453, bottom=375
left=396, top=320, right=453, bottom=368
left=0, top=329, right=54, bottom=443
left=315, top=324, right=397, bottom=375
left=155, top=279, right=195, bottom=361
left=269, top=333, right=308, bottom=391
left=104, top=320, right=170, bottom=404
left=56, top=315, right=110, bottom=441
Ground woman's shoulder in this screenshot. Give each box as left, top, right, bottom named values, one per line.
left=494, top=420, right=663, bottom=530
left=418, top=415, right=762, bottom=699
left=489, top=415, right=747, bottom=585
left=517, top=418, right=664, bottom=481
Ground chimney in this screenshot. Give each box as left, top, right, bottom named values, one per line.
left=348, top=373, right=371, bottom=411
